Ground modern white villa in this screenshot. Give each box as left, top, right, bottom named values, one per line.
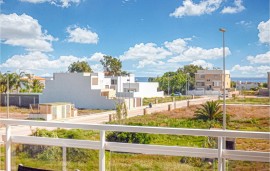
left=40, top=72, right=163, bottom=109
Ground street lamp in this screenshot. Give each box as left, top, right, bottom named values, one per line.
left=127, top=74, right=131, bottom=110
left=219, top=28, right=226, bottom=171
left=186, top=73, right=190, bottom=96
left=219, top=28, right=226, bottom=130
left=167, top=77, right=170, bottom=96
left=6, top=71, right=11, bottom=118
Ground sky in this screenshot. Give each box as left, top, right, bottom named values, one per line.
left=0, top=0, right=269, bottom=78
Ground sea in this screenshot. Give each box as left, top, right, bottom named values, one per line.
left=135, top=77, right=267, bottom=83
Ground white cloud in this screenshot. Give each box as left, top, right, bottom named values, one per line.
left=137, top=60, right=165, bottom=69
left=0, top=13, right=56, bottom=52
left=164, top=38, right=187, bottom=54
left=168, top=46, right=231, bottom=62
left=119, top=38, right=231, bottom=69
left=257, top=65, right=270, bottom=74
left=0, top=0, right=4, bottom=3
left=120, top=43, right=171, bottom=68
left=66, top=26, right=99, bottom=44
left=91, top=64, right=104, bottom=72
left=258, top=19, right=270, bottom=44
left=236, top=20, right=252, bottom=27
left=231, top=65, right=270, bottom=76
left=231, top=64, right=254, bottom=72
left=89, top=52, right=106, bottom=62
left=0, top=51, right=105, bottom=74
left=170, top=0, right=222, bottom=18
left=20, top=0, right=80, bottom=8
left=221, top=0, right=245, bottom=14
left=0, top=52, right=84, bottom=70
left=247, top=51, right=270, bottom=64
left=191, top=60, right=213, bottom=69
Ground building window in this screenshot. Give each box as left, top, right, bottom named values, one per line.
left=214, top=75, right=218, bottom=79
left=207, top=79, right=210, bottom=81
left=196, top=82, right=205, bottom=86
left=200, top=75, right=205, bottom=78
left=92, top=78, right=98, bottom=85
left=111, top=79, right=117, bottom=85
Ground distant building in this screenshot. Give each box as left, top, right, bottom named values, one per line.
left=40, top=72, right=119, bottom=109
left=195, top=70, right=231, bottom=91
left=236, top=81, right=259, bottom=90
left=40, top=72, right=163, bottom=109
left=108, top=74, right=163, bottom=98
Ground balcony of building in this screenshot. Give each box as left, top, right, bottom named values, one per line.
left=0, top=119, right=269, bottom=171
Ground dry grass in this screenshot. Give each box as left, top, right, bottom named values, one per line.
left=153, top=104, right=270, bottom=120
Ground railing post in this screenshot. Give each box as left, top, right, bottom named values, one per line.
left=6, top=125, right=11, bottom=171
left=62, top=146, right=67, bottom=171
left=218, top=137, right=224, bottom=171
left=99, top=130, right=106, bottom=171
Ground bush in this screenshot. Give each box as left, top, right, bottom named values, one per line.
left=106, top=132, right=151, bottom=144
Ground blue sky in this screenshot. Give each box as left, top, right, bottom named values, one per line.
left=0, top=0, right=269, bottom=77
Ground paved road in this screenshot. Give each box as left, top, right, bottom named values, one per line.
left=0, top=96, right=218, bottom=140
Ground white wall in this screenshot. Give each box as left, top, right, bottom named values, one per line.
left=122, top=82, right=164, bottom=98
left=188, top=90, right=228, bottom=96
left=236, top=83, right=259, bottom=90
left=40, top=73, right=121, bottom=109
left=108, top=74, right=135, bottom=92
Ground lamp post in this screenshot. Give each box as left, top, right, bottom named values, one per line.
left=219, top=28, right=226, bottom=131
left=167, top=77, right=170, bottom=96
left=219, top=28, right=226, bottom=171
left=186, top=73, right=190, bottom=96
left=6, top=71, right=11, bottom=118
left=127, top=74, right=131, bottom=110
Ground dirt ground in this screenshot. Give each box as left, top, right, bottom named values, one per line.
left=157, top=104, right=270, bottom=119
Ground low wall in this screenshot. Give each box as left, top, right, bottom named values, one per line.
left=29, top=114, right=52, bottom=121
left=188, top=90, right=228, bottom=96
left=1, top=93, right=40, bottom=108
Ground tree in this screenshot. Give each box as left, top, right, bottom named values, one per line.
left=68, top=61, right=92, bottom=73
left=100, top=56, right=122, bottom=76
left=31, top=79, right=44, bottom=93
left=177, top=64, right=203, bottom=90
left=194, top=101, right=223, bottom=128
left=231, top=81, right=236, bottom=88
left=0, top=72, right=6, bottom=93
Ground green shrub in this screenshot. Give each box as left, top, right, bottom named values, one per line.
left=106, top=132, right=151, bottom=144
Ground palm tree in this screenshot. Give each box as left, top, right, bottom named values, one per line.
left=0, top=72, right=6, bottom=93
left=194, top=101, right=223, bottom=126
left=31, top=79, right=44, bottom=93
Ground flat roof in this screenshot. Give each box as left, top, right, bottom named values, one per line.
left=39, top=102, right=72, bottom=106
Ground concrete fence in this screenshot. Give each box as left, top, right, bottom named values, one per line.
left=0, top=93, right=41, bottom=108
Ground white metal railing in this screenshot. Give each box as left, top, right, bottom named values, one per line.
left=0, top=119, right=269, bottom=171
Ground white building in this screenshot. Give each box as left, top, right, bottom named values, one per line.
left=40, top=72, right=163, bottom=109
left=40, top=72, right=119, bottom=109
left=108, top=75, right=163, bottom=98
left=236, top=81, right=259, bottom=90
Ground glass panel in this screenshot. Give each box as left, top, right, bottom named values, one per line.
left=0, top=142, right=5, bottom=170
left=12, top=144, right=101, bottom=171
left=110, top=151, right=217, bottom=171
left=12, top=143, right=62, bottom=170
left=227, top=160, right=270, bottom=170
